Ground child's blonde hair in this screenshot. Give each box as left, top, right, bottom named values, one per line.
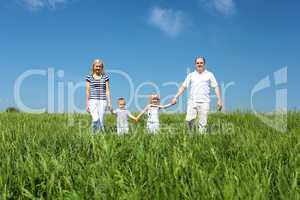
left=149, top=94, right=160, bottom=104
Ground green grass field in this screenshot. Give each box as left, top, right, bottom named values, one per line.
left=0, top=112, right=299, bottom=199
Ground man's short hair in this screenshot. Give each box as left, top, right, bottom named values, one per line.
left=195, top=56, right=206, bottom=64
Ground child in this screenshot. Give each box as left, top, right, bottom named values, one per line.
left=136, top=94, right=173, bottom=133
left=110, top=98, right=137, bottom=134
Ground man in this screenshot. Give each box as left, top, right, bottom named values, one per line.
left=171, top=56, right=223, bottom=133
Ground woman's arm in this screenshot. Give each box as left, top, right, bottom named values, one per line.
left=105, top=80, right=112, bottom=110
left=86, top=81, right=90, bottom=113
left=110, top=107, right=116, bottom=115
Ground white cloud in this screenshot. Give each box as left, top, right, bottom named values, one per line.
left=149, top=7, right=187, bottom=37
left=202, top=0, right=235, bottom=16
left=23, top=0, right=67, bottom=10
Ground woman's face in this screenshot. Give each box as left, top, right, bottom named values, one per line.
left=94, top=62, right=103, bottom=74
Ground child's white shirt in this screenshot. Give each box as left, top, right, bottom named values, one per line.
left=114, top=108, right=130, bottom=129
left=147, top=105, right=160, bottom=124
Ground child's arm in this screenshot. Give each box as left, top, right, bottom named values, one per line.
left=158, top=103, right=173, bottom=109
left=128, top=113, right=138, bottom=121
left=136, top=105, right=149, bottom=121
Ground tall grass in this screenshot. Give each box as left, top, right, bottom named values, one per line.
left=0, top=112, right=299, bottom=199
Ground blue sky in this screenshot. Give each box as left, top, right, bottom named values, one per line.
left=0, top=0, right=299, bottom=112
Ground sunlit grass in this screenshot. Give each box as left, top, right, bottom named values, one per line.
left=0, top=112, right=299, bottom=199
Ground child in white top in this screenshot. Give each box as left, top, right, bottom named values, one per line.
left=136, top=94, right=173, bottom=133
left=110, top=98, right=137, bottom=134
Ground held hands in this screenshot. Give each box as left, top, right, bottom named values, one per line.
left=134, top=116, right=140, bottom=123
left=171, top=97, right=177, bottom=105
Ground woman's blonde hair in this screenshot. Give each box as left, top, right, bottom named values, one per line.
left=91, top=58, right=105, bottom=75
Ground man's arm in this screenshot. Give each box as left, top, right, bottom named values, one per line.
left=215, top=86, right=222, bottom=111
left=171, top=73, right=190, bottom=105
left=210, top=72, right=222, bottom=111
left=158, top=103, right=173, bottom=109
left=171, top=85, right=186, bottom=105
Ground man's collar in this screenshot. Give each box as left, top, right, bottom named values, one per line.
left=195, top=69, right=207, bottom=74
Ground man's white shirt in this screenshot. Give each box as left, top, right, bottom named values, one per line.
left=182, top=69, right=218, bottom=103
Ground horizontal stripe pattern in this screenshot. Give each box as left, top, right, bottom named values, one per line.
left=86, top=74, right=109, bottom=100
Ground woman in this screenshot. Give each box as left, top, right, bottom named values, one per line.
left=86, top=59, right=112, bottom=132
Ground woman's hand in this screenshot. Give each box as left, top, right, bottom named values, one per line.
left=86, top=104, right=90, bottom=113
left=109, top=106, right=114, bottom=113
left=107, top=102, right=112, bottom=112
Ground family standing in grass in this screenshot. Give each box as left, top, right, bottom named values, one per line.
left=85, top=57, right=223, bottom=134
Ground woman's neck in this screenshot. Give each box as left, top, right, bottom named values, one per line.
left=93, top=72, right=101, bottom=76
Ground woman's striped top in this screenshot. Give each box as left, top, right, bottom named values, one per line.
left=86, top=73, right=109, bottom=100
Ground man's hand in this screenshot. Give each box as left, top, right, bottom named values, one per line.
left=217, top=100, right=223, bottom=111
left=171, top=98, right=177, bottom=105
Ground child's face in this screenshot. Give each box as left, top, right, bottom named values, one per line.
left=118, top=100, right=126, bottom=109
left=151, top=97, right=159, bottom=105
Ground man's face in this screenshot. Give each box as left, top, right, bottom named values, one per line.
left=195, top=58, right=205, bottom=73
